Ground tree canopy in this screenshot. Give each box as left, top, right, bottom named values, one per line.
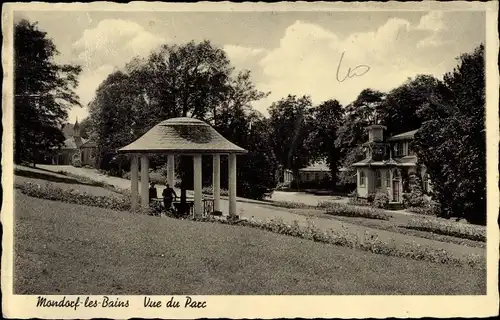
left=14, top=19, right=82, bottom=164
left=413, top=44, right=485, bottom=225
left=268, top=95, right=315, bottom=180
left=88, top=40, right=275, bottom=199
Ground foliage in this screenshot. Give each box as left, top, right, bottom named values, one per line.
left=268, top=95, right=315, bottom=183
left=402, top=171, right=427, bottom=208
left=412, top=44, right=485, bottom=225
left=320, top=202, right=392, bottom=220
left=372, top=192, right=390, bottom=209
left=336, top=89, right=385, bottom=169
left=202, top=186, right=229, bottom=197
left=406, top=200, right=441, bottom=217
left=405, top=218, right=486, bottom=242
left=72, top=158, right=82, bottom=168
left=88, top=40, right=275, bottom=200
left=14, top=19, right=82, bottom=164
left=379, top=75, right=451, bottom=135
left=309, top=99, right=345, bottom=189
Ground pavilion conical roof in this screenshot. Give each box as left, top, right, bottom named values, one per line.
left=118, top=117, right=247, bottom=154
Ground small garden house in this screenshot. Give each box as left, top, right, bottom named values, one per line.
left=352, top=124, right=431, bottom=204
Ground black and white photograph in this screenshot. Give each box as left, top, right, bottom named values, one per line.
left=2, top=1, right=498, bottom=319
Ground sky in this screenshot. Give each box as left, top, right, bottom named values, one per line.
left=15, top=10, right=486, bottom=123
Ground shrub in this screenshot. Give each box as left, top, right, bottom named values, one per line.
left=72, top=159, right=82, bottom=168
left=202, top=186, right=229, bottom=197
left=323, top=203, right=392, bottom=220
left=372, top=192, right=390, bottom=209
left=402, top=192, right=427, bottom=208
left=148, top=201, right=164, bottom=217
left=366, top=192, right=376, bottom=203
left=348, top=196, right=371, bottom=207
left=405, top=218, right=486, bottom=242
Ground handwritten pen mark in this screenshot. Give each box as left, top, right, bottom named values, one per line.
left=336, top=51, right=371, bottom=82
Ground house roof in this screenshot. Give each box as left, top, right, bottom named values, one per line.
left=118, top=117, right=247, bottom=154
left=61, top=136, right=86, bottom=150
left=81, top=140, right=97, bottom=148
left=387, top=129, right=419, bottom=141
left=352, top=157, right=417, bottom=167
left=299, top=161, right=329, bottom=172
left=396, top=155, right=418, bottom=166
left=352, top=158, right=399, bottom=167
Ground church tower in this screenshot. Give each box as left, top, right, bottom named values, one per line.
left=73, top=118, right=80, bottom=138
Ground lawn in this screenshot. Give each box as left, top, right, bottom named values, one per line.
left=14, top=191, right=485, bottom=295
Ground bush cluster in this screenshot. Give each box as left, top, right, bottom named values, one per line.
left=201, top=186, right=229, bottom=197
left=17, top=182, right=131, bottom=211
left=269, top=201, right=314, bottom=209
left=405, top=218, right=486, bottom=242
left=319, top=202, right=392, bottom=220
left=406, top=200, right=441, bottom=216
left=348, top=192, right=390, bottom=210
left=372, top=192, right=390, bottom=209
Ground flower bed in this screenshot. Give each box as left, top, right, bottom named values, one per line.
left=318, top=202, right=392, bottom=220
left=194, top=216, right=483, bottom=269
left=16, top=181, right=131, bottom=212
left=405, top=218, right=486, bottom=242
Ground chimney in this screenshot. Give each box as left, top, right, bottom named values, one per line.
left=367, top=124, right=386, bottom=142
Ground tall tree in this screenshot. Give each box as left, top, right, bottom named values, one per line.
left=413, top=44, right=485, bottom=225
left=336, top=89, right=385, bottom=186
left=310, top=99, right=344, bottom=189
left=14, top=19, right=82, bottom=164
left=268, top=95, right=314, bottom=185
left=88, top=40, right=274, bottom=199
left=380, top=74, right=450, bottom=135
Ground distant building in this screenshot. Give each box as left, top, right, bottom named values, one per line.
left=352, top=124, right=431, bottom=203
left=53, top=120, right=97, bottom=167
left=278, top=160, right=348, bottom=184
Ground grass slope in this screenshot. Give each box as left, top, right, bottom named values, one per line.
left=15, top=192, right=485, bottom=295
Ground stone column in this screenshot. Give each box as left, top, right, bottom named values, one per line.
left=212, top=154, right=221, bottom=212
left=167, top=154, right=175, bottom=187
left=140, top=154, right=149, bottom=210
left=228, top=153, right=237, bottom=217
left=130, top=154, right=139, bottom=212
left=193, top=154, right=202, bottom=217
left=388, top=168, right=394, bottom=201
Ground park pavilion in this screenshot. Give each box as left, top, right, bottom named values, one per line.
left=118, top=117, right=247, bottom=217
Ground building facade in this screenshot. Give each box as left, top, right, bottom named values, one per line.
left=352, top=124, right=431, bottom=203
left=53, top=120, right=97, bottom=167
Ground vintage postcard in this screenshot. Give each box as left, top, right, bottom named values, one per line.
left=2, top=1, right=499, bottom=319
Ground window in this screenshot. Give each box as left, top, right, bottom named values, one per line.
left=423, top=173, right=431, bottom=193
left=375, top=170, right=382, bottom=188
left=359, top=171, right=366, bottom=187
left=315, top=173, right=320, bottom=181
left=395, top=143, right=404, bottom=156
